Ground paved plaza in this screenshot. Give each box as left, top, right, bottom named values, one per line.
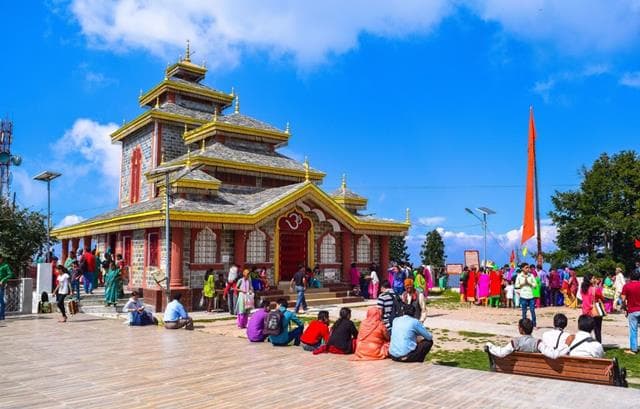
left=1, top=314, right=638, bottom=409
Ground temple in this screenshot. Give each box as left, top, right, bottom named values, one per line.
left=52, top=42, right=409, bottom=310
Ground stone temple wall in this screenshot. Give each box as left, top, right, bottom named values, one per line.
left=120, top=126, right=153, bottom=207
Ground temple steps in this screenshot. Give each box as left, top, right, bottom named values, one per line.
left=256, top=282, right=365, bottom=308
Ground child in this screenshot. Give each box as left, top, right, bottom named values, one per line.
left=300, top=310, right=330, bottom=351
left=505, top=280, right=515, bottom=309
left=602, top=272, right=615, bottom=314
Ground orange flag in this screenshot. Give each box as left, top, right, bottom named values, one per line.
left=521, top=107, right=536, bottom=244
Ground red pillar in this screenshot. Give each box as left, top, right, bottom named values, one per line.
left=115, top=232, right=122, bottom=256
left=83, top=235, right=92, bottom=251
left=61, top=239, right=69, bottom=262
left=380, top=236, right=390, bottom=272
left=170, top=228, right=184, bottom=288
left=342, top=230, right=352, bottom=283
left=234, top=230, right=246, bottom=268
left=71, top=238, right=80, bottom=253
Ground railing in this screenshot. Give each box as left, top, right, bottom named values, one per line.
left=4, top=278, right=33, bottom=314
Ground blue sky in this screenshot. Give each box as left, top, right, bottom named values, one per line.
left=2, top=1, right=640, bottom=265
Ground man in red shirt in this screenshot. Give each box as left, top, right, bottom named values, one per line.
left=621, top=269, right=640, bottom=354
left=300, top=310, right=330, bottom=351
left=82, top=247, right=96, bottom=294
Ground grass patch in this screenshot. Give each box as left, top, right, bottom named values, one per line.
left=429, top=290, right=460, bottom=305
left=428, top=348, right=489, bottom=371
left=458, top=330, right=495, bottom=338
left=605, top=348, right=640, bottom=388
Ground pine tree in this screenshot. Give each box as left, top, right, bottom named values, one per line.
left=420, top=229, right=446, bottom=269
left=389, top=236, right=410, bottom=264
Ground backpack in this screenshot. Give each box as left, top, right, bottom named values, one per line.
left=388, top=294, right=405, bottom=325
left=263, top=309, right=284, bottom=336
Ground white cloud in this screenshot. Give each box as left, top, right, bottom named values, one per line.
left=418, top=216, right=446, bottom=226
left=468, top=0, right=640, bottom=54
left=11, top=168, right=48, bottom=207
left=620, top=71, right=640, bottom=88
left=70, top=0, right=453, bottom=68
left=531, top=64, right=610, bottom=102
left=53, top=118, right=120, bottom=187
left=69, top=1, right=640, bottom=70
left=56, top=214, right=86, bottom=228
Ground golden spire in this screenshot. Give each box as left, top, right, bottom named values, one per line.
left=186, top=146, right=192, bottom=168
left=161, top=151, right=165, bottom=164
left=213, top=108, right=218, bottom=122
left=230, top=86, right=235, bottom=97
left=183, top=122, right=188, bottom=136
left=285, top=122, right=290, bottom=134
left=303, top=156, right=310, bottom=182
left=201, top=138, right=205, bottom=152
left=405, top=208, right=411, bottom=224
left=341, top=174, right=347, bottom=192
left=139, top=89, right=143, bottom=97
left=184, top=39, right=191, bottom=62
left=234, top=95, right=240, bottom=114
left=155, top=96, right=160, bottom=109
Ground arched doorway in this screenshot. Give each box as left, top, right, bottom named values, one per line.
left=277, top=211, right=312, bottom=282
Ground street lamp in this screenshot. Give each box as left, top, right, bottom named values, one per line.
left=464, top=207, right=496, bottom=268
left=33, top=171, right=62, bottom=262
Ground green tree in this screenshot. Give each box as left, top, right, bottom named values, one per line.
left=549, top=151, right=640, bottom=272
left=0, top=198, right=48, bottom=276
left=420, top=229, right=446, bottom=269
left=389, top=236, right=410, bottom=264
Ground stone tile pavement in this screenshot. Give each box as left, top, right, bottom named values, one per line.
left=0, top=314, right=637, bottom=409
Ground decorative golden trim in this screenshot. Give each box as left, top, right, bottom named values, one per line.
left=173, top=179, right=221, bottom=190
left=333, top=196, right=368, bottom=207
left=183, top=118, right=289, bottom=144
left=274, top=220, right=280, bottom=282
left=139, top=79, right=233, bottom=107
left=52, top=182, right=408, bottom=239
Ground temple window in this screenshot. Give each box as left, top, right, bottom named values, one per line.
left=320, top=234, right=337, bottom=264
left=356, top=234, right=371, bottom=263
left=246, top=230, right=267, bottom=263
left=147, top=232, right=159, bottom=267
left=194, top=228, right=217, bottom=264
left=130, top=147, right=142, bottom=204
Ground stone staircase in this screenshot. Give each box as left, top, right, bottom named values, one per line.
left=72, top=288, right=134, bottom=316
left=255, top=282, right=364, bottom=308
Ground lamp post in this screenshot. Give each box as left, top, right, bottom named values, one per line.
left=33, top=171, right=62, bottom=262
left=464, top=207, right=496, bottom=268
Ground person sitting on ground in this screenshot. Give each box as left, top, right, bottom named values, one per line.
left=123, top=291, right=157, bottom=326
left=268, top=298, right=304, bottom=346
left=389, top=304, right=433, bottom=363
left=541, top=313, right=569, bottom=351
left=315, top=307, right=359, bottom=354
left=353, top=306, right=390, bottom=361
left=561, top=315, right=605, bottom=358
left=486, top=318, right=567, bottom=359
left=300, top=310, right=330, bottom=351
left=246, top=300, right=271, bottom=342
left=377, top=280, right=400, bottom=333
left=163, top=293, right=193, bottom=330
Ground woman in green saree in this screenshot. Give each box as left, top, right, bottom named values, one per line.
left=104, top=261, right=121, bottom=306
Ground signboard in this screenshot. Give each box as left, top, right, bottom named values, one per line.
left=464, top=250, right=480, bottom=269
left=446, top=263, right=463, bottom=288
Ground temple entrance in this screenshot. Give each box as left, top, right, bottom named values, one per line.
left=278, top=211, right=311, bottom=281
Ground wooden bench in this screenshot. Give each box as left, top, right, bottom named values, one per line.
left=485, top=346, right=628, bottom=387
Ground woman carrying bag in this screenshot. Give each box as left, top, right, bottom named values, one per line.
left=581, top=273, right=606, bottom=343
left=235, top=269, right=254, bottom=329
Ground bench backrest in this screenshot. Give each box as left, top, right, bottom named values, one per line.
left=486, top=349, right=627, bottom=387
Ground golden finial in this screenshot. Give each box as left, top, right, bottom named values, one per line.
left=341, top=174, right=347, bottom=191
left=186, top=146, right=192, bottom=167
left=234, top=95, right=240, bottom=114
left=185, top=39, right=191, bottom=62
left=161, top=152, right=165, bottom=164
left=285, top=122, right=290, bottom=134
left=155, top=96, right=160, bottom=109
left=201, top=138, right=205, bottom=152
left=230, top=86, right=235, bottom=97
left=202, top=60, right=206, bottom=68
left=139, top=89, right=143, bottom=97
left=183, top=123, right=188, bottom=136
left=303, top=156, right=310, bottom=182
left=405, top=208, right=411, bottom=224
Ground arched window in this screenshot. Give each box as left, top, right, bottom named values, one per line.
left=356, top=234, right=371, bottom=263
left=246, top=230, right=267, bottom=263
left=130, top=147, right=142, bottom=204
left=320, top=234, right=337, bottom=264
left=194, top=228, right=217, bottom=264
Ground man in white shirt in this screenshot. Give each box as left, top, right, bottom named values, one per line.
left=557, top=315, right=604, bottom=358
left=486, top=318, right=561, bottom=359
left=541, top=313, right=570, bottom=351
left=515, top=263, right=538, bottom=328
left=614, top=267, right=626, bottom=311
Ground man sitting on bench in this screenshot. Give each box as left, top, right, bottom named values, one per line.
left=486, top=318, right=561, bottom=358
left=560, top=315, right=604, bottom=358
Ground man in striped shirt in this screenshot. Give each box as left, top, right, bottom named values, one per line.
left=377, top=280, right=397, bottom=332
